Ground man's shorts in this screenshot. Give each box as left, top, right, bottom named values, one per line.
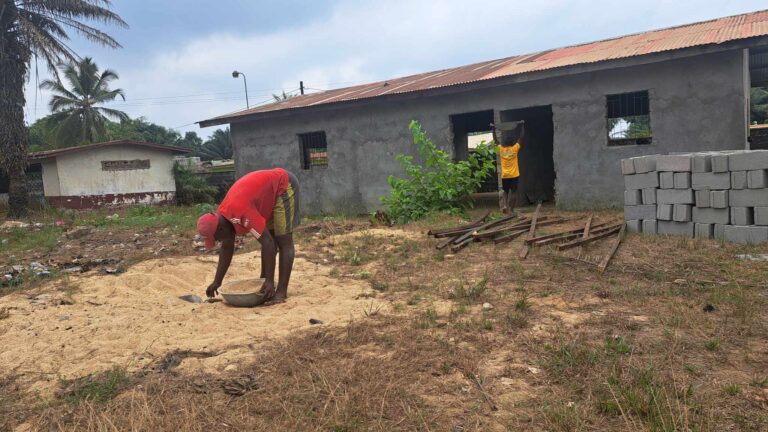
left=267, top=171, right=301, bottom=236
left=502, top=177, right=519, bottom=194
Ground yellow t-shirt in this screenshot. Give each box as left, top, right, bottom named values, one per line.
left=498, top=143, right=521, bottom=179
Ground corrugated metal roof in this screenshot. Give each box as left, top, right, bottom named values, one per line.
left=29, top=140, right=191, bottom=160
left=200, top=9, right=768, bottom=126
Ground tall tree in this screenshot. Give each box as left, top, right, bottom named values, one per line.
left=197, top=128, right=232, bottom=160
left=41, top=57, right=128, bottom=146
left=0, top=0, right=126, bottom=217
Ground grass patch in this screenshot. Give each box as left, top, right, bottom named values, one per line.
left=452, top=274, right=488, bottom=301
left=368, top=279, right=389, bottom=292
left=416, top=308, right=438, bottom=329
left=59, top=368, right=128, bottom=404
left=722, top=384, right=741, bottom=396
left=604, top=336, right=632, bottom=355
left=0, top=226, right=63, bottom=253
left=705, top=338, right=720, bottom=351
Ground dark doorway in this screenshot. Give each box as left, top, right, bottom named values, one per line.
left=499, top=105, right=555, bottom=204
left=450, top=110, right=496, bottom=193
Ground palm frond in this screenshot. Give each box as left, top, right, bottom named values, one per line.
left=91, top=88, right=125, bottom=103
left=95, top=106, right=129, bottom=122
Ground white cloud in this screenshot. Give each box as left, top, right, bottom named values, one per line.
left=24, top=0, right=768, bottom=139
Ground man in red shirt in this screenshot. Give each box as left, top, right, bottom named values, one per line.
left=196, top=168, right=300, bottom=304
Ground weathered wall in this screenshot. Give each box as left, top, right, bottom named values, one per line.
left=40, top=158, right=60, bottom=196
left=230, top=49, right=748, bottom=213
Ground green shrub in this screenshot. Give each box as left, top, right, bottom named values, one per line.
left=381, top=121, right=496, bottom=224
left=173, top=163, right=216, bottom=205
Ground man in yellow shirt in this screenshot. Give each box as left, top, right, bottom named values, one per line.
left=495, top=123, right=524, bottom=214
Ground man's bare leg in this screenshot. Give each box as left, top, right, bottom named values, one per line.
left=260, top=229, right=278, bottom=279
left=272, top=233, right=295, bottom=302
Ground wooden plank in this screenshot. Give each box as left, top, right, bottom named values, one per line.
left=436, top=234, right=460, bottom=250
left=597, top=223, right=626, bottom=273
left=518, top=203, right=542, bottom=259
left=493, top=228, right=530, bottom=244
left=524, top=220, right=608, bottom=245
left=428, top=210, right=492, bottom=236
left=530, top=222, right=613, bottom=246
left=449, top=214, right=519, bottom=242
left=582, top=215, right=594, bottom=239
left=557, top=225, right=622, bottom=251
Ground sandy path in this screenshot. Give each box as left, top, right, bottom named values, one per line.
left=0, top=251, right=374, bottom=392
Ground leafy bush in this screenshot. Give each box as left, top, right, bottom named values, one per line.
left=381, top=121, right=496, bottom=224
left=173, top=163, right=216, bottom=205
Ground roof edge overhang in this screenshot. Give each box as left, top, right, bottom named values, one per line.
left=28, top=140, right=192, bottom=161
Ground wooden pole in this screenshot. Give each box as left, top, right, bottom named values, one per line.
left=519, top=202, right=541, bottom=259
left=597, top=223, right=626, bottom=273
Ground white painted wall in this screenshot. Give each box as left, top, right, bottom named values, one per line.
left=54, top=145, right=176, bottom=196
left=40, top=158, right=60, bottom=196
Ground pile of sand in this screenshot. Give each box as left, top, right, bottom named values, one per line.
left=0, top=251, right=376, bottom=392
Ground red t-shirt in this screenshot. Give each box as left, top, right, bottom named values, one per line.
left=217, top=168, right=289, bottom=238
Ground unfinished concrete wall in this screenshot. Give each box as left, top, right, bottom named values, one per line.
left=230, top=49, right=748, bottom=214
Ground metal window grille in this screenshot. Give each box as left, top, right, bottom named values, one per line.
left=299, top=131, right=328, bottom=169
left=606, top=90, right=652, bottom=146
left=101, top=159, right=151, bottom=171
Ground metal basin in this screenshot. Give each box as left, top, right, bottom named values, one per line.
left=220, top=278, right=267, bottom=307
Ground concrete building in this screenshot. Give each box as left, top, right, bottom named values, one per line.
left=27, top=140, right=189, bottom=209
left=200, top=10, right=768, bottom=214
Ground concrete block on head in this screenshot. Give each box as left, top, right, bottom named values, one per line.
left=691, top=173, right=730, bottom=191
left=755, top=207, right=768, bottom=226
left=621, top=158, right=635, bottom=175
left=624, top=205, right=657, bottom=221
left=692, top=207, right=729, bottom=224
left=729, top=189, right=768, bottom=207
left=711, top=154, right=729, bottom=173
left=674, top=172, right=691, bottom=189
left=673, top=204, right=692, bottom=222
left=624, top=190, right=642, bottom=205
left=730, top=207, right=754, bottom=226
left=657, top=221, right=694, bottom=237
left=695, top=223, right=714, bottom=239
left=656, top=154, right=692, bottom=172
left=624, top=172, right=659, bottom=190
left=659, top=172, right=675, bottom=189
left=723, top=225, right=768, bottom=245
left=642, top=188, right=657, bottom=205
left=728, top=150, right=768, bottom=172
left=710, top=190, right=729, bottom=209
left=714, top=224, right=726, bottom=241
left=657, top=204, right=673, bottom=221
left=633, top=155, right=657, bottom=174
left=657, top=189, right=695, bottom=205
left=695, top=189, right=710, bottom=208
left=748, top=170, right=768, bottom=189
left=692, top=154, right=712, bottom=173
left=731, top=171, right=748, bottom=190
left=642, top=219, right=657, bottom=235
left=626, top=219, right=642, bottom=233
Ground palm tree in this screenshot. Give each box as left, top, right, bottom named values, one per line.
left=197, top=128, right=232, bottom=161
left=41, top=57, right=129, bottom=146
left=0, top=0, right=126, bottom=217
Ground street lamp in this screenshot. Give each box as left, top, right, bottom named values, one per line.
left=232, top=70, right=249, bottom=108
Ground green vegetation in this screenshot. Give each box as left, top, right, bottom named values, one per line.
left=751, top=87, right=768, bottom=124
left=705, top=338, right=720, bottom=351
left=60, top=368, right=128, bottom=404
left=1, top=226, right=64, bottom=253
left=173, top=163, right=217, bottom=205
left=452, top=274, right=488, bottom=301
left=381, top=120, right=496, bottom=223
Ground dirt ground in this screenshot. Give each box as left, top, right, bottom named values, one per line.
left=2, top=207, right=768, bottom=431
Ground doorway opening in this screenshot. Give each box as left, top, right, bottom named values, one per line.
left=499, top=105, right=555, bottom=204
left=450, top=109, right=496, bottom=193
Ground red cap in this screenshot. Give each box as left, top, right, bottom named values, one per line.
left=196, top=213, right=219, bottom=249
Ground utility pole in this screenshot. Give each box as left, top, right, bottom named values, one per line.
left=300, top=81, right=304, bottom=95
left=232, top=71, right=249, bottom=108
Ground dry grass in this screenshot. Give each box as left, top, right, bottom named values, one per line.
left=3, top=207, right=768, bottom=431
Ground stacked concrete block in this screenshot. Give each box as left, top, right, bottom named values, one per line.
left=621, top=150, right=768, bottom=244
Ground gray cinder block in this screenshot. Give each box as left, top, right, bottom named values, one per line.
left=692, top=207, right=729, bottom=224
left=695, top=223, right=714, bottom=239
left=710, top=190, right=729, bottom=209
left=659, top=172, right=675, bottom=189
left=748, top=170, right=768, bottom=189
left=624, top=190, right=642, bottom=205
left=624, top=172, right=659, bottom=190
left=695, top=190, right=710, bottom=208
left=691, top=172, right=730, bottom=190
left=692, top=154, right=712, bottom=173
left=728, top=150, right=768, bottom=172
left=626, top=220, right=642, bottom=233
left=657, top=221, right=694, bottom=237
left=657, top=154, right=692, bottom=172
left=657, top=204, right=673, bottom=221
left=755, top=207, right=768, bottom=226
left=633, top=155, right=657, bottom=174
left=674, top=172, right=691, bottom=189
left=657, top=189, right=695, bottom=205
left=621, top=158, right=635, bottom=175
left=642, top=219, right=657, bottom=235
left=714, top=224, right=726, bottom=241
left=673, top=204, right=692, bottom=222
left=729, top=189, right=768, bottom=207
left=730, top=207, right=754, bottom=226
left=642, top=188, right=657, bottom=205
left=624, top=205, right=657, bottom=221
left=712, top=154, right=729, bottom=173
left=723, top=225, right=768, bottom=244
left=731, top=171, right=748, bottom=190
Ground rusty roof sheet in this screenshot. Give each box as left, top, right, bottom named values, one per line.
left=29, top=140, right=191, bottom=160
left=200, top=9, right=768, bottom=126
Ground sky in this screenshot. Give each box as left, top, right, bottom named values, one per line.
left=22, top=0, right=768, bottom=139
